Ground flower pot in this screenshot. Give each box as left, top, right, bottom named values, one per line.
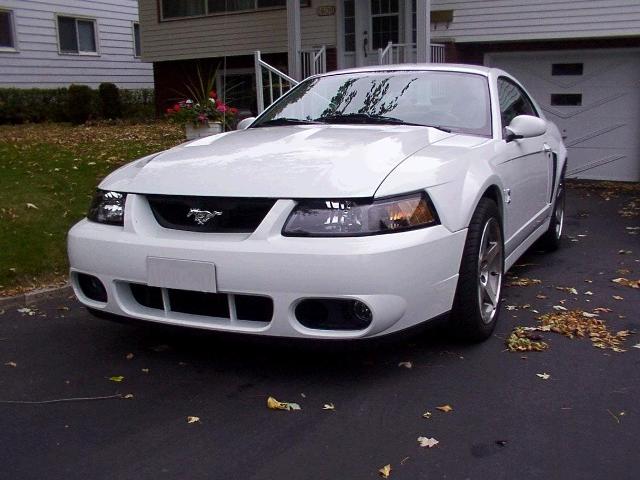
left=185, top=122, right=222, bottom=140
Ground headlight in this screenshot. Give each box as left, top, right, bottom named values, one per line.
left=87, top=190, right=127, bottom=226
left=282, top=192, right=438, bottom=237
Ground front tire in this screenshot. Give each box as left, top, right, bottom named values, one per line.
left=449, top=198, right=504, bottom=342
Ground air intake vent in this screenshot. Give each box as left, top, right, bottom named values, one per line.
left=147, top=195, right=276, bottom=233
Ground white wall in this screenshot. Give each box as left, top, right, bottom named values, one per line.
left=0, top=0, right=153, bottom=88
left=431, top=0, right=640, bottom=43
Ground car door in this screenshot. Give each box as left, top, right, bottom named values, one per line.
left=494, top=76, right=551, bottom=256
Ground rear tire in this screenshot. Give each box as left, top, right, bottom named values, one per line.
left=538, top=170, right=565, bottom=252
left=449, top=198, right=504, bottom=342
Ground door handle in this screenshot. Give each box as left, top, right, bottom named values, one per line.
left=543, top=143, right=551, bottom=153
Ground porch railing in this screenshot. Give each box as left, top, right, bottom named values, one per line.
left=254, top=50, right=299, bottom=114
left=377, top=42, right=446, bottom=65
left=301, top=46, right=327, bottom=78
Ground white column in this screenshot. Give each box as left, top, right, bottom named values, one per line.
left=415, top=0, right=431, bottom=63
left=287, top=0, right=301, bottom=80
left=403, top=0, right=413, bottom=62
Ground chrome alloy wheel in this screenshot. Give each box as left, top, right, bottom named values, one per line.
left=477, top=217, right=503, bottom=324
left=554, top=181, right=565, bottom=240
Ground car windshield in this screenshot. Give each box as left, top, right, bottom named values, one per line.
left=253, top=70, right=492, bottom=136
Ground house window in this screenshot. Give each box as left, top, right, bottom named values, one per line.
left=162, top=0, right=308, bottom=19
left=552, top=63, right=583, bottom=76
left=551, top=94, right=582, bottom=106
left=57, top=16, right=97, bottom=54
left=371, top=0, right=399, bottom=50
left=0, top=9, right=16, bottom=50
left=343, top=0, right=355, bottom=52
left=133, top=22, right=141, bottom=57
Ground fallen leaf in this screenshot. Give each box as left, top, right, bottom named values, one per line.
left=495, top=440, right=508, bottom=447
left=123, top=394, right=134, bottom=399
left=506, top=277, right=542, bottom=287
left=26, top=203, right=39, bottom=209
left=584, top=291, right=593, bottom=295
left=537, top=373, right=551, bottom=380
left=506, top=327, right=548, bottom=352
left=379, top=464, right=392, bottom=478
left=4, top=361, right=17, bottom=367
left=17, top=307, right=35, bottom=316
left=436, top=405, right=453, bottom=413
left=553, top=305, right=568, bottom=311
left=187, top=416, right=200, bottom=424
left=398, top=361, right=413, bottom=369
left=323, top=403, right=335, bottom=410
left=141, top=368, right=150, bottom=373
left=267, top=396, right=301, bottom=411
left=417, top=436, right=439, bottom=448
left=633, top=344, right=640, bottom=349
left=612, top=277, right=640, bottom=289
left=109, top=376, right=124, bottom=382
left=536, top=294, right=547, bottom=299
left=612, top=295, right=624, bottom=301
left=556, top=287, right=578, bottom=295
left=618, top=250, right=632, bottom=255
left=125, top=353, right=134, bottom=360
left=582, top=312, right=599, bottom=318
left=422, top=411, right=432, bottom=419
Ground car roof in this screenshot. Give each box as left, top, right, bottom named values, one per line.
left=317, top=63, right=495, bottom=77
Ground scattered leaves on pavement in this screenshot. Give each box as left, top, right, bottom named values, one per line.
left=536, top=373, right=551, bottom=380
left=612, top=277, right=640, bottom=289
left=378, top=464, right=392, bottom=478
left=187, top=416, right=200, bottom=424
left=417, top=437, right=439, bottom=448
left=109, top=376, right=124, bottom=382
left=267, top=396, right=301, bottom=411
left=506, top=277, right=542, bottom=287
left=16, top=307, right=36, bottom=316
left=436, top=405, right=453, bottom=413
left=506, top=327, right=548, bottom=352
left=538, top=310, right=633, bottom=352
left=556, top=286, right=578, bottom=295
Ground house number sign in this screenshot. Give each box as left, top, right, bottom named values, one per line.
left=317, top=5, right=336, bottom=16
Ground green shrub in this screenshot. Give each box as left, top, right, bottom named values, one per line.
left=0, top=86, right=156, bottom=124
left=67, top=85, right=96, bottom=124
left=98, top=83, right=122, bottom=119
left=0, top=88, right=69, bottom=124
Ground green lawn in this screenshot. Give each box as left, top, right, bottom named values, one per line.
left=0, top=122, right=184, bottom=295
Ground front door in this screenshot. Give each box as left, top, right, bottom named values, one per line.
left=341, top=0, right=407, bottom=69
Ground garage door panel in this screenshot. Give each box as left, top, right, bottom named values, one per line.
left=487, top=49, right=640, bottom=181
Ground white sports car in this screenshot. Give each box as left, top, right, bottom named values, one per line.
left=68, top=65, right=566, bottom=341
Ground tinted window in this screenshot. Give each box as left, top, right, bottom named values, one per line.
left=162, top=0, right=205, bottom=18
left=0, top=10, right=15, bottom=48
left=498, top=77, right=537, bottom=128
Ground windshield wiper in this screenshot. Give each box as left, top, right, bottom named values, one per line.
left=254, top=118, right=323, bottom=127
left=315, top=113, right=452, bottom=132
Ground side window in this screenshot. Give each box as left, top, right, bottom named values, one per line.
left=497, top=77, right=537, bottom=129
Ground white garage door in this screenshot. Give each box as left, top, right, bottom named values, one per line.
left=486, top=49, right=640, bottom=181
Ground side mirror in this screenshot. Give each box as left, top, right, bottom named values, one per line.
left=237, top=117, right=256, bottom=130
left=504, top=115, right=547, bottom=142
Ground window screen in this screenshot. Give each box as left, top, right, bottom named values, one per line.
left=0, top=10, right=15, bottom=48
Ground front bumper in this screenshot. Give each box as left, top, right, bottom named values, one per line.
left=68, top=194, right=466, bottom=339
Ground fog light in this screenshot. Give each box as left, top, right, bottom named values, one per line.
left=352, top=300, right=372, bottom=324
left=77, top=273, right=107, bottom=303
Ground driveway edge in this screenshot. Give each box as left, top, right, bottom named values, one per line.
left=0, top=284, right=72, bottom=309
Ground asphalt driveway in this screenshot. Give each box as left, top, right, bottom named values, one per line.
left=1, top=183, right=639, bottom=480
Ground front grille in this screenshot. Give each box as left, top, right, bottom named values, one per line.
left=147, top=195, right=276, bottom=233
left=127, top=284, right=273, bottom=324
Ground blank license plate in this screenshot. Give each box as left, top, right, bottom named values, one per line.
left=147, top=257, right=217, bottom=293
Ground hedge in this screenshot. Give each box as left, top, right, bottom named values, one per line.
left=0, top=84, right=156, bottom=124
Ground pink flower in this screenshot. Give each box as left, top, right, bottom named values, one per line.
left=216, top=104, right=228, bottom=113
left=173, top=103, right=181, bottom=112
left=229, top=107, right=238, bottom=115
left=209, top=90, right=217, bottom=99
left=197, top=114, right=208, bottom=124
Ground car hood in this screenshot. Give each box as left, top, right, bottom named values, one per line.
left=102, top=125, right=457, bottom=198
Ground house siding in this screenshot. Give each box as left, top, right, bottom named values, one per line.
left=0, top=0, right=153, bottom=88
left=139, top=0, right=337, bottom=62
left=431, top=0, right=640, bottom=43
